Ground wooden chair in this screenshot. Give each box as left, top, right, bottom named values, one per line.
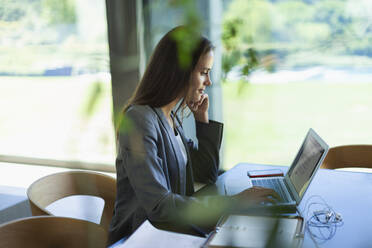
left=27, top=170, right=116, bottom=233
left=321, top=145, right=372, bottom=170
left=0, top=216, right=107, bottom=248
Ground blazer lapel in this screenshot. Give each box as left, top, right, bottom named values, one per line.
left=152, top=107, right=187, bottom=195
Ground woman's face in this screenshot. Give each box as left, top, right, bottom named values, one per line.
left=186, top=50, right=214, bottom=105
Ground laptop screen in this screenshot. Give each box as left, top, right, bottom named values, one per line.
left=287, top=130, right=326, bottom=198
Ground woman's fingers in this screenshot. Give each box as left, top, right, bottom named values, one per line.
left=257, top=196, right=276, bottom=204
left=251, top=186, right=281, bottom=201
left=235, top=186, right=282, bottom=205
left=198, top=93, right=207, bottom=105
left=188, top=94, right=208, bottom=112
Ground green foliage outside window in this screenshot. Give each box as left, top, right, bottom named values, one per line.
left=221, top=0, right=372, bottom=82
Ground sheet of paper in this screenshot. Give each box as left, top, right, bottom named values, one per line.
left=209, top=215, right=298, bottom=248
left=113, top=220, right=206, bottom=248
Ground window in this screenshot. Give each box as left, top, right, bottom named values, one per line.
left=222, top=0, right=372, bottom=169
left=0, top=0, right=115, bottom=169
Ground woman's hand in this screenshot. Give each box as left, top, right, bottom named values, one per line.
left=187, top=93, right=209, bottom=123
left=232, top=186, right=281, bottom=205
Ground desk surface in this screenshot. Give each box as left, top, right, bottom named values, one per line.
left=218, top=163, right=372, bottom=248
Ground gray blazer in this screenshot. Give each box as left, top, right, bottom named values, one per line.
left=108, top=105, right=223, bottom=245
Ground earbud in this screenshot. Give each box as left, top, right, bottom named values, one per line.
left=325, top=212, right=333, bottom=222
left=313, top=210, right=342, bottom=224
left=335, top=213, right=342, bottom=222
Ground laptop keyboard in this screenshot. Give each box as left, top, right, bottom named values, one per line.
left=251, top=178, right=291, bottom=203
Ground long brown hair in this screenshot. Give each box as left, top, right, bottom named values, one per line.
left=122, top=26, right=214, bottom=117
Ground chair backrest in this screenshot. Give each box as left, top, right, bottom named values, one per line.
left=27, top=170, right=116, bottom=232
left=321, top=145, right=372, bottom=169
left=0, top=216, right=107, bottom=248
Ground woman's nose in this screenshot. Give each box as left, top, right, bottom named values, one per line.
left=205, top=76, right=212, bottom=86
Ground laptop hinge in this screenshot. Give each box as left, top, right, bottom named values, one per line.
left=283, top=178, right=296, bottom=202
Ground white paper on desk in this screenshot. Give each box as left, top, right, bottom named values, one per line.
left=115, top=220, right=206, bottom=248
left=210, top=215, right=298, bottom=248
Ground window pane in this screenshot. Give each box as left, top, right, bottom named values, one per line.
left=222, top=0, right=372, bottom=169
left=0, top=0, right=115, bottom=165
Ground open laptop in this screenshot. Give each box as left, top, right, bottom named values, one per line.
left=226, top=128, right=329, bottom=213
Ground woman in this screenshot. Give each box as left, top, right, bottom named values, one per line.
left=108, top=26, right=279, bottom=245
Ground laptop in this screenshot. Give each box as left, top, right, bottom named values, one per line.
left=226, top=128, right=329, bottom=213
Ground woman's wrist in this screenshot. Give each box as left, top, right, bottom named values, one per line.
left=194, top=112, right=209, bottom=123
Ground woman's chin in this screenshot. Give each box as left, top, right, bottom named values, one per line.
left=186, top=94, right=201, bottom=105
